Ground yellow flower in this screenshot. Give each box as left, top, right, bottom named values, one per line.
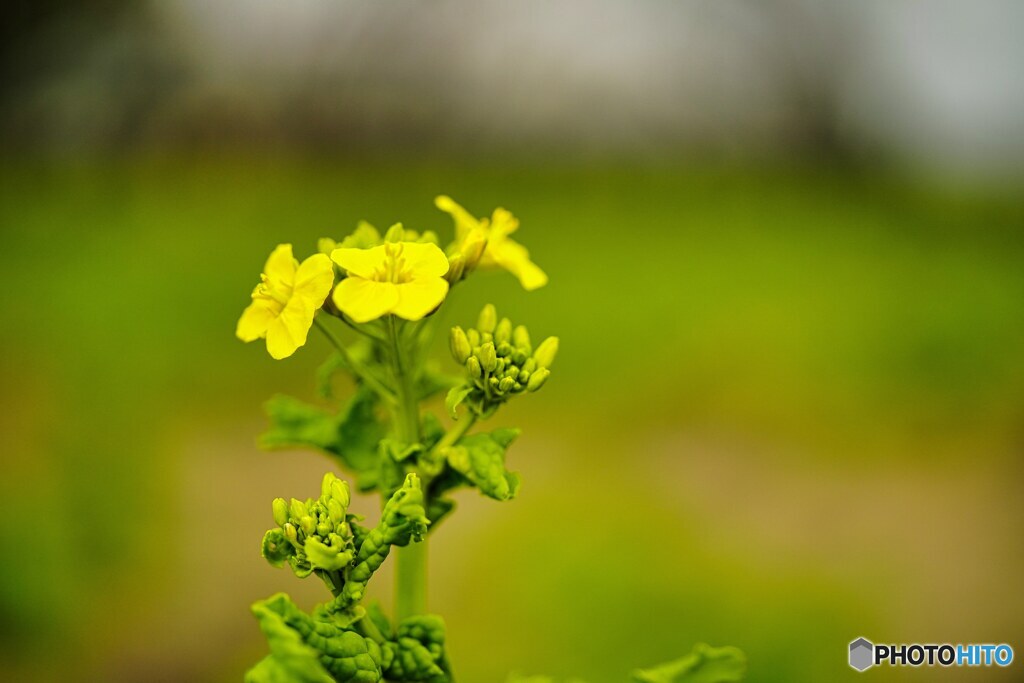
left=435, top=195, right=548, bottom=291
left=236, top=244, right=334, bottom=359
left=331, top=240, right=450, bottom=323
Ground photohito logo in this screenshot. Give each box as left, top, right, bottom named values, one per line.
left=848, top=638, right=1014, bottom=672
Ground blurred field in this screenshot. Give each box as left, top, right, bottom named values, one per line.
left=1, top=157, right=1023, bottom=682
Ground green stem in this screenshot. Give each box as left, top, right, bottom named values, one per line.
left=314, top=316, right=395, bottom=403
left=387, top=314, right=428, bottom=621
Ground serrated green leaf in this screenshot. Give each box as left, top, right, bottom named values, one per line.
left=442, top=432, right=521, bottom=501
left=261, top=528, right=294, bottom=568
left=250, top=594, right=384, bottom=683
left=261, top=388, right=386, bottom=491
left=304, top=537, right=354, bottom=572
left=445, top=385, right=473, bottom=419
left=246, top=595, right=342, bottom=683
left=631, top=644, right=746, bottom=683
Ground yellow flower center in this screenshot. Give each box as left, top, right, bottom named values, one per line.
left=255, top=273, right=293, bottom=306
left=371, top=242, right=415, bottom=284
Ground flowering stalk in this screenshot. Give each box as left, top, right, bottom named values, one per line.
left=235, top=197, right=745, bottom=683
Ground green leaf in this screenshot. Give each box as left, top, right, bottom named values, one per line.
left=261, top=529, right=294, bottom=568
left=383, top=615, right=450, bottom=682
left=631, top=644, right=746, bottom=683
left=445, top=385, right=472, bottom=419
left=246, top=595, right=340, bottom=683
left=442, top=430, right=522, bottom=501
left=249, top=594, right=384, bottom=683
left=260, top=388, right=386, bottom=491
left=261, top=395, right=336, bottom=452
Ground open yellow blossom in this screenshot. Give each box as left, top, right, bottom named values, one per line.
left=435, top=195, right=548, bottom=290
left=331, top=240, right=450, bottom=323
left=236, top=244, right=334, bottom=359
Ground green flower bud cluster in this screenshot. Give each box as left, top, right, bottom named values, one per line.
left=449, top=304, right=558, bottom=415
left=262, top=472, right=356, bottom=581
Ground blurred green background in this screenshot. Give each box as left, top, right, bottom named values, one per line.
left=2, top=2, right=1023, bottom=682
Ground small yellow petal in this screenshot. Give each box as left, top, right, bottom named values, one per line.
left=265, top=300, right=314, bottom=359
left=264, top=244, right=297, bottom=284
left=491, top=240, right=548, bottom=290
left=435, top=195, right=481, bottom=241
left=292, top=253, right=335, bottom=306
left=333, top=277, right=399, bottom=323
left=489, top=208, right=520, bottom=238
left=399, top=242, right=450, bottom=278
left=236, top=298, right=281, bottom=342
left=392, top=277, right=450, bottom=320
left=331, top=245, right=387, bottom=279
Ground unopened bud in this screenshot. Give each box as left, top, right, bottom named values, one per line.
left=512, top=325, right=531, bottom=350
left=450, top=327, right=472, bottom=363
left=527, top=367, right=550, bottom=392
left=498, top=377, right=515, bottom=393
left=327, top=498, right=344, bottom=524
left=478, top=304, right=497, bottom=334
left=330, top=479, right=350, bottom=508
left=290, top=498, right=308, bottom=521
left=506, top=365, right=519, bottom=380
left=300, top=515, right=316, bottom=535
left=321, top=472, right=336, bottom=499
left=445, top=253, right=465, bottom=283
left=384, top=223, right=405, bottom=243
left=317, top=521, right=331, bottom=536
left=284, top=523, right=298, bottom=542
left=497, top=342, right=513, bottom=357
left=533, top=337, right=559, bottom=368
left=522, top=358, right=537, bottom=374
left=467, top=329, right=480, bottom=346
left=495, top=318, right=512, bottom=345
left=272, top=498, right=289, bottom=527
left=467, top=356, right=482, bottom=378
left=479, top=342, right=497, bottom=372
left=317, top=237, right=338, bottom=256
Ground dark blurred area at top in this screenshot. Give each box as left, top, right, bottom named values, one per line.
left=2, top=0, right=1023, bottom=182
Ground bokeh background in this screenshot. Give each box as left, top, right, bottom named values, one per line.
left=2, top=2, right=1023, bottom=682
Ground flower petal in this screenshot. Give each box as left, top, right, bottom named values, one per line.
left=489, top=207, right=520, bottom=238
left=293, top=253, right=335, bottom=306
left=265, top=300, right=315, bottom=359
left=490, top=239, right=548, bottom=290
left=333, top=277, right=399, bottom=323
left=331, top=245, right=386, bottom=279
left=264, top=244, right=297, bottom=283
left=398, top=242, right=449, bottom=278
left=435, top=195, right=481, bottom=241
left=236, top=297, right=281, bottom=342
left=392, top=277, right=450, bottom=320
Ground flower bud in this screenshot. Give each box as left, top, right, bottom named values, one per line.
left=497, top=342, right=513, bottom=358
left=384, top=223, right=405, bottom=243
left=506, top=365, right=520, bottom=380
left=284, top=523, right=298, bottom=543
left=317, top=237, right=338, bottom=255
left=498, top=377, right=515, bottom=393
left=317, top=521, right=331, bottom=536
left=522, top=358, right=537, bottom=374
left=527, top=367, right=550, bottom=392
left=300, top=515, right=317, bottom=535
left=512, top=325, right=531, bottom=351
left=478, top=342, right=497, bottom=372
left=533, top=337, right=559, bottom=368
left=330, top=479, right=350, bottom=508
left=321, top=472, right=336, bottom=500
left=467, top=356, right=482, bottom=378
left=478, top=304, right=497, bottom=334
left=290, top=498, right=308, bottom=521
left=272, top=498, right=289, bottom=527
left=445, top=253, right=465, bottom=283
left=467, top=329, right=480, bottom=346
left=327, top=498, right=345, bottom=524
left=495, top=318, right=512, bottom=345
left=450, top=326, right=472, bottom=364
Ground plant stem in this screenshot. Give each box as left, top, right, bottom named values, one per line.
left=387, top=314, right=428, bottom=621
left=314, top=316, right=395, bottom=403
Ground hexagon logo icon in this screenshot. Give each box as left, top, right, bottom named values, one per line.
left=849, top=637, right=874, bottom=671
